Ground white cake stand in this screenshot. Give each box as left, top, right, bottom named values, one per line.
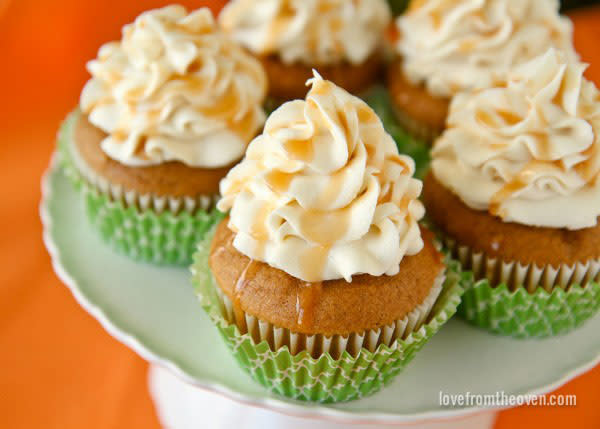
left=41, top=160, right=600, bottom=428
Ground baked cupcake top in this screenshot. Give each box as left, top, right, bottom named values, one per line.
left=395, top=0, right=575, bottom=98
left=218, top=72, right=425, bottom=282
left=80, top=6, right=267, bottom=168
left=218, top=0, right=391, bottom=66
left=431, top=49, right=600, bottom=230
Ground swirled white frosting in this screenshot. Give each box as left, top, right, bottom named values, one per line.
left=432, top=49, right=600, bottom=230
left=396, top=0, right=576, bottom=98
left=218, top=72, right=425, bottom=282
left=80, top=6, right=267, bottom=168
left=218, top=0, right=391, bottom=66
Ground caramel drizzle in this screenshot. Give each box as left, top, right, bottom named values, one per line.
left=490, top=136, right=600, bottom=215
left=230, top=243, right=324, bottom=333
left=264, top=170, right=294, bottom=193
left=295, top=281, right=323, bottom=331
left=254, top=101, right=406, bottom=280
left=484, top=73, right=600, bottom=212
left=233, top=259, right=260, bottom=333
left=300, top=244, right=331, bottom=283
left=283, top=138, right=314, bottom=162
left=490, top=173, right=528, bottom=216
left=234, top=82, right=408, bottom=283
left=475, top=109, right=522, bottom=128
left=265, top=1, right=296, bottom=52
left=575, top=142, right=600, bottom=184
left=408, top=0, right=456, bottom=29
left=90, top=28, right=262, bottom=153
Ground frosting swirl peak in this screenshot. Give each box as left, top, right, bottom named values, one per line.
left=80, top=6, right=267, bottom=168
left=432, top=49, right=600, bottom=230
left=218, top=72, right=425, bottom=282
left=219, top=0, right=391, bottom=66
left=396, top=0, right=576, bottom=98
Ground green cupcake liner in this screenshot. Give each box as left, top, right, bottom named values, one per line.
left=421, top=229, right=600, bottom=338
left=192, top=228, right=464, bottom=403
left=57, top=111, right=224, bottom=265
left=458, top=274, right=600, bottom=339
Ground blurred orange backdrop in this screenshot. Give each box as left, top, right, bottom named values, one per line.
left=0, top=1, right=598, bottom=428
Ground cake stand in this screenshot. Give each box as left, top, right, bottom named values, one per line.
left=41, top=159, right=600, bottom=428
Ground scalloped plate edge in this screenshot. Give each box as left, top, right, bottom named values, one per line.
left=40, top=155, right=600, bottom=425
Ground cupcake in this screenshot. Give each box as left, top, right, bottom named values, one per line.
left=388, top=0, right=576, bottom=143
left=58, top=6, right=267, bottom=265
left=423, top=49, right=600, bottom=338
left=218, top=0, right=391, bottom=100
left=192, top=72, right=463, bottom=402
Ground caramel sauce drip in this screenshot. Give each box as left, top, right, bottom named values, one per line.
left=528, top=131, right=551, bottom=159
left=430, top=10, right=442, bottom=29
left=247, top=202, right=274, bottom=259
left=91, top=28, right=262, bottom=154
left=552, top=68, right=569, bottom=107
left=489, top=127, right=599, bottom=215
left=310, top=80, right=331, bottom=96
left=265, top=1, right=295, bottom=52
left=283, top=138, right=314, bottom=162
left=233, top=259, right=260, bottom=333
left=227, top=109, right=258, bottom=144
left=472, top=9, right=486, bottom=21
left=574, top=142, right=600, bottom=184
left=297, top=205, right=351, bottom=247
left=336, top=106, right=353, bottom=152
left=407, top=0, right=428, bottom=13
left=105, top=70, right=122, bottom=86
left=357, top=104, right=378, bottom=124
left=264, top=170, right=294, bottom=193
left=476, top=109, right=522, bottom=128
left=197, top=85, right=240, bottom=119
left=330, top=17, right=343, bottom=33
left=315, top=164, right=349, bottom=207
left=226, top=235, right=326, bottom=334
left=459, top=39, right=476, bottom=54
left=497, top=110, right=523, bottom=126
left=406, top=0, right=455, bottom=28
left=112, top=130, right=128, bottom=141
left=490, top=174, right=528, bottom=216
left=124, top=85, right=145, bottom=101
left=299, top=245, right=330, bottom=284
left=295, top=281, right=323, bottom=331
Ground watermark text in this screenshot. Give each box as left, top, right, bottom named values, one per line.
left=439, top=391, right=576, bottom=408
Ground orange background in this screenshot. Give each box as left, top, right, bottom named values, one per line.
left=0, top=1, right=599, bottom=428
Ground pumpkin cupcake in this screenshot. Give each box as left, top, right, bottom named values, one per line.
left=192, top=72, right=463, bottom=402
left=388, top=0, right=576, bottom=143
left=58, top=5, right=267, bottom=265
left=424, top=49, right=600, bottom=338
left=218, top=0, right=391, bottom=100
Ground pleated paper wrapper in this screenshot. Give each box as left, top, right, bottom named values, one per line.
left=192, top=229, right=464, bottom=403
left=57, top=110, right=224, bottom=265
left=445, top=237, right=600, bottom=338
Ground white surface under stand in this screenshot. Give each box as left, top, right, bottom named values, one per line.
left=148, top=365, right=498, bottom=429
